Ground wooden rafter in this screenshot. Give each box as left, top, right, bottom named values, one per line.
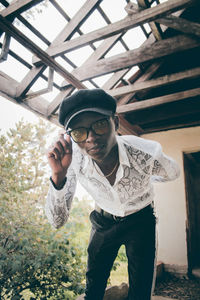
left=136, top=0, right=163, bottom=41
left=0, top=0, right=199, bottom=135
left=117, top=88, right=200, bottom=114
left=32, top=0, right=195, bottom=65
left=0, top=15, right=86, bottom=94
left=68, top=34, right=200, bottom=82
left=157, top=15, right=200, bottom=37
left=0, top=0, right=43, bottom=17
left=14, top=0, right=102, bottom=98
left=107, top=67, right=200, bottom=98
left=116, top=61, right=163, bottom=106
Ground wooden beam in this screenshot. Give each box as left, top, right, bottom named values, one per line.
left=107, top=67, right=200, bottom=98
left=142, top=114, right=200, bottom=133
left=0, top=76, right=49, bottom=117
left=157, top=15, right=200, bottom=37
left=16, top=65, right=46, bottom=98
left=117, top=115, right=144, bottom=135
left=16, top=0, right=102, bottom=98
left=136, top=0, right=163, bottom=40
left=70, top=34, right=200, bottom=81
left=0, top=15, right=85, bottom=97
left=32, top=0, right=103, bottom=64
left=33, top=0, right=195, bottom=64
left=61, top=28, right=155, bottom=89
left=51, top=0, right=103, bottom=46
left=126, top=98, right=200, bottom=124
left=0, top=0, right=43, bottom=17
left=46, top=89, right=72, bottom=117
left=48, top=33, right=125, bottom=116
left=0, top=71, right=17, bottom=97
left=117, top=87, right=200, bottom=114
left=117, top=61, right=163, bottom=106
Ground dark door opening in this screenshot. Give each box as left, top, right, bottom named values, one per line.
left=183, top=151, right=200, bottom=276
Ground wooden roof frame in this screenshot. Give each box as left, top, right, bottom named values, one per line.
left=0, top=0, right=200, bottom=135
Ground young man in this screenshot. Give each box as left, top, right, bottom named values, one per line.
left=46, top=88, right=180, bottom=300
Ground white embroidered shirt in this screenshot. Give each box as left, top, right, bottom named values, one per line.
left=45, top=135, right=180, bottom=228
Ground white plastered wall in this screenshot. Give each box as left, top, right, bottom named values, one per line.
left=142, top=126, right=200, bottom=273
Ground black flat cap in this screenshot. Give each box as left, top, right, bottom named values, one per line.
left=59, top=88, right=116, bottom=129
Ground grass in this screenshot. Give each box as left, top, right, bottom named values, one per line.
left=109, top=261, right=128, bottom=286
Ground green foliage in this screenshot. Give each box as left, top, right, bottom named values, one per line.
left=0, top=119, right=85, bottom=299
left=66, top=196, right=92, bottom=255
left=116, top=245, right=127, bottom=263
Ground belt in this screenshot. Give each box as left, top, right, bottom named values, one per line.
left=95, top=204, right=152, bottom=222
left=95, top=206, right=128, bottom=222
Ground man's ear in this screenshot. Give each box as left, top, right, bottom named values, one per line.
left=114, top=115, right=119, bottom=131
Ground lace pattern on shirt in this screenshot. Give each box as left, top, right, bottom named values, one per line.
left=152, top=159, right=169, bottom=179
left=117, top=144, right=153, bottom=203
left=46, top=167, right=76, bottom=228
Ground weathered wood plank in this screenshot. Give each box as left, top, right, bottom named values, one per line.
left=0, top=0, right=43, bottom=17
left=33, top=0, right=194, bottom=64
left=126, top=98, right=200, bottom=124
left=47, top=87, right=74, bottom=116
left=16, top=65, right=46, bottom=98
left=137, top=0, right=163, bottom=40
left=142, top=115, right=200, bottom=133
left=0, top=15, right=85, bottom=97
left=61, top=32, right=124, bottom=88
left=15, top=0, right=102, bottom=98
left=157, top=15, right=200, bottom=37
left=47, top=33, right=125, bottom=116
left=32, top=0, right=103, bottom=64
left=0, top=71, right=17, bottom=97
left=70, top=34, right=200, bottom=81
left=117, top=61, right=163, bottom=106
left=0, top=75, right=49, bottom=117
left=117, top=87, right=200, bottom=114
left=102, top=33, right=155, bottom=91
left=107, top=67, right=200, bottom=98
left=118, top=115, right=144, bottom=136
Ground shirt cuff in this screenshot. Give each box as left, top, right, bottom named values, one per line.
left=50, top=176, right=67, bottom=190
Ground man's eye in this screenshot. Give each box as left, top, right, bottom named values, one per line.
left=95, top=120, right=107, bottom=127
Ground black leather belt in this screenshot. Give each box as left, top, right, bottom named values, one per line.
left=95, top=204, right=152, bottom=222
left=95, top=206, right=128, bottom=222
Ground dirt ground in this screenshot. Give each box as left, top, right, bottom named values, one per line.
left=154, top=273, right=200, bottom=300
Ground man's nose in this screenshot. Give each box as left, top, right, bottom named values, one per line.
left=86, top=129, right=98, bottom=142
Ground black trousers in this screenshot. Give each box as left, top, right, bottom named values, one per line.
left=84, top=205, right=156, bottom=300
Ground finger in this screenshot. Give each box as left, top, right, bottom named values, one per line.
left=48, top=147, right=61, bottom=161
left=64, top=133, right=71, bottom=144
left=55, top=140, right=66, bottom=157
left=60, top=133, right=72, bottom=154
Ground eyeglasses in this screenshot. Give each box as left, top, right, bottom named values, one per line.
left=66, top=118, right=110, bottom=143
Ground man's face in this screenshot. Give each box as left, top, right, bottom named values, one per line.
left=68, top=112, right=118, bottom=163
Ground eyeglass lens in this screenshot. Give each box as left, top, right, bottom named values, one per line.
left=70, top=118, right=109, bottom=143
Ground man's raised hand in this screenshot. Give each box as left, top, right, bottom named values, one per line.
left=47, top=133, right=72, bottom=188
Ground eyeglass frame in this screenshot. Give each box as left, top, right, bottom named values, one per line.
left=66, top=117, right=111, bottom=143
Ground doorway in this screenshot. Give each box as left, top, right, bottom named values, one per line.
left=183, top=151, right=200, bottom=276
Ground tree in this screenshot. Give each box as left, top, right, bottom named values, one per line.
left=0, top=119, right=85, bottom=299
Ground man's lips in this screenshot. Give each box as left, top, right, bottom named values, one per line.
left=87, top=144, right=105, bottom=154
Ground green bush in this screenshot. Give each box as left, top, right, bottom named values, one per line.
left=0, top=120, right=85, bottom=299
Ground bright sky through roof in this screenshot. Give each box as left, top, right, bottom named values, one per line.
left=0, top=0, right=142, bottom=131
left=0, top=0, right=167, bottom=132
